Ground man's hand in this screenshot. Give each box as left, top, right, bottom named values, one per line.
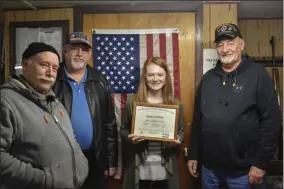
left=248, top=166, right=266, bottom=184
left=105, top=167, right=117, bottom=177
left=187, top=160, right=199, bottom=178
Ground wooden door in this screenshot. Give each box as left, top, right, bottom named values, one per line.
left=83, top=12, right=196, bottom=189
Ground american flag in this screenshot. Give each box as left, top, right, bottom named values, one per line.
left=92, top=29, right=180, bottom=179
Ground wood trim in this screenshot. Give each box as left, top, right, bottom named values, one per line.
left=9, top=20, right=69, bottom=75
left=195, top=4, right=203, bottom=88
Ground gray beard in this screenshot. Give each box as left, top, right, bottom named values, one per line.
left=71, top=61, right=85, bottom=70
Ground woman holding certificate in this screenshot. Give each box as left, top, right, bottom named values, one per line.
left=120, top=57, right=184, bottom=189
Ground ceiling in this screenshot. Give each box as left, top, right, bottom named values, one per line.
left=2, top=1, right=283, bottom=19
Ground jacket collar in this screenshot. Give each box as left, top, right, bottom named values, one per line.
left=57, top=62, right=101, bottom=82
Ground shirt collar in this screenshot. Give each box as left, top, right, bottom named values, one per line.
left=64, top=65, right=88, bottom=84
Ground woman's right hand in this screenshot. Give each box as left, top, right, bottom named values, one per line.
left=128, top=134, right=145, bottom=144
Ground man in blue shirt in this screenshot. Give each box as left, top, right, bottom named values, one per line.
left=53, top=32, right=118, bottom=189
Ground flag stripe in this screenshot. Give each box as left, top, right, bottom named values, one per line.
left=146, top=34, right=153, bottom=58
left=139, top=34, right=147, bottom=75
left=166, top=33, right=175, bottom=95
left=153, top=34, right=160, bottom=57
left=159, top=33, right=167, bottom=61
left=172, top=33, right=180, bottom=99
left=113, top=94, right=122, bottom=179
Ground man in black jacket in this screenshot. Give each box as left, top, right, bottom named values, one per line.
left=187, top=23, right=280, bottom=189
left=53, top=32, right=118, bottom=189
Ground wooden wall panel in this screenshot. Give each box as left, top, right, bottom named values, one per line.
left=4, top=8, right=74, bottom=80
left=203, top=4, right=237, bottom=48
left=238, top=19, right=283, bottom=57
left=83, top=12, right=195, bottom=189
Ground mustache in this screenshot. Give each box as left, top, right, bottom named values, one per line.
left=40, top=77, right=55, bottom=82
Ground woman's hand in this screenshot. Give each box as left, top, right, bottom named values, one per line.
left=164, top=135, right=181, bottom=147
left=128, top=134, right=145, bottom=144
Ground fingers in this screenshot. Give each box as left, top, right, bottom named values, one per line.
left=128, top=134, right=145, bottom=144
left=187, top=161, right=199, bottom=178
left=248, top=173, right=264, bottom=184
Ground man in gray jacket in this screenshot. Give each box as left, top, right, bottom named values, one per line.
left=0, top=42, right=88, bottom=189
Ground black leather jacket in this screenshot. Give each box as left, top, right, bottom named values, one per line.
left=53, top=64, right=118, bottom=169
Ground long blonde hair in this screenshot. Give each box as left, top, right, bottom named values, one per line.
left=135, top=57, right=175, bottom=105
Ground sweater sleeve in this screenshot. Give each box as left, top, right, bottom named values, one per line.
left=0, top=98, right=48, bottom=189
left=187, top=81, right=203, bottom=161
left=251, top=67, right=281, bottom=170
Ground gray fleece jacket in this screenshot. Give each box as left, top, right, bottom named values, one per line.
left=0, top=76, right=89, bottom=189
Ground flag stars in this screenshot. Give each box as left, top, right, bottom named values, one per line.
left=126, top=42, right=130, bottom=46
left=96, top=37, right=100, bottom=41
left=130, top=47, right=134, bottom=51
left=130, top=57, right=134, bottom=60
left=122, top=37, right=126, bottom=41
left=105, top=37, right=109, bottom=41
left=113, top=37, right=117, bottom=41
left=130, top=37, right=134, bottom=41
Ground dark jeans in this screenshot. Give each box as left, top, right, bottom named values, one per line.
left=81, top=149, right=106, bottom=189
left=139, top=180, right=168, bottom=189
left=202, top=166, right=267, bottom=189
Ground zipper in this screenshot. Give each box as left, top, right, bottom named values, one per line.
left=53, top=115, right=78, bottom=188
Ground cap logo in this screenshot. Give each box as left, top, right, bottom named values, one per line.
left=220, top=25, right=227, bottom=32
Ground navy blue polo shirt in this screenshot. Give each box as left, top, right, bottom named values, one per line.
left=65, top=67, right=93, bottom=150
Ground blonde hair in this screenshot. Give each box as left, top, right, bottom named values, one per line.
left=135, top=57, right=175, bottom=105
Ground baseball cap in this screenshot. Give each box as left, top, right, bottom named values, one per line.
left=67, top=32, right=92, bottom=48
left=22, top=42, right=60, bottom=61
left=214, top=23, right=242, bottom=43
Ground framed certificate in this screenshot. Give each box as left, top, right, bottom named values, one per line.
left=131, top=102, right=179, bottom=142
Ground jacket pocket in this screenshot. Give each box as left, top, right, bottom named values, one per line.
left=44, top=160, right=75, bottom=188
left=202, top=128, right=243, bottom=169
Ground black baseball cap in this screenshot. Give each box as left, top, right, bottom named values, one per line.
left=214, top=23, right=242, bottom=43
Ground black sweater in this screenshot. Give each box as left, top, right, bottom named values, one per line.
left=188, top=56, right=280, bottom=175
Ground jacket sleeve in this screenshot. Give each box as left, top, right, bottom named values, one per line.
left=187, top=81, right=203, bottom=161
left=103, top=77, right=118, bottom=168
left=252, top=67, right=281, bottom=170
left=120, top=97, right=134, bottom=144
left=0, top=98, right=48, bottom=189
left=177, top=102, right=185, bottom=144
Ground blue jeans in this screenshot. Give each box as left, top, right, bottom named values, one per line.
left=202, top=166, right=267, bottom=189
